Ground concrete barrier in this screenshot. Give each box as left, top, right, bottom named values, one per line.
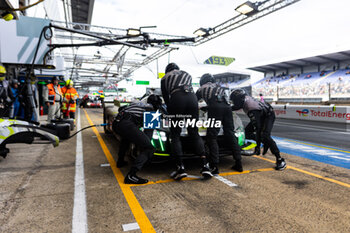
left=272, top=105, right=350, bottom=123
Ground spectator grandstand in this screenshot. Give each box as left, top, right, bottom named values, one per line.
left=212, top=72, right=252, bottom=93
left=249, top=50, right=350, bottom=103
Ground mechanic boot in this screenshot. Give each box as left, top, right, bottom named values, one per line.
left=276, top=158, right=286, bottom=170
left=201, top=163, right=213, bottom=179
left=170, top=165, right=187, bottom=180
left=232, top=160, right=243, bottom=172
left=124, top=173, right=148, bottom=184
left=210, top=165, right=219, bottom=175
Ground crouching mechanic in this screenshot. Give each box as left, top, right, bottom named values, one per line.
left=230, top=89, right=286, bottom=170
left=196, top=74, right=243, bottom=173
left=112, top=94, right=163, bottom=184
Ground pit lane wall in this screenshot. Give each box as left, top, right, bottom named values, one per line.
left=272, top=105, right=350, bottom=123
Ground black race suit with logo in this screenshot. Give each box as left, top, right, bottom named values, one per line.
left=161, top=70, right=205, bottom=166
left=112, top=102, right=154, bottom=171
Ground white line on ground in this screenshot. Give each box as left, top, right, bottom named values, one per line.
left=187, top=175, right=202, bottom=179
left=122, top=222, right=140, bottom=232
left=72, top=109, right=88, bottom=233
left=100, top=163, right=111, bottom=167
left=214, top=175, right=238, bottom=187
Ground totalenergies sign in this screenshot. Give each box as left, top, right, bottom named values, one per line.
left=296, top=109, right=309, bottom=116
left=270, top=105, right=350, bottom=123
left=296, top=108, right=350, bottom=120
left=310, top=109, right=350, bottom=120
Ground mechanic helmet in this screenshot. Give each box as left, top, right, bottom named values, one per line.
left=147, top=94, right=162, bottom=110
left=165, top=63, right=179, bottom=73
left=11, top=79, right=19, bottom=88
left=0, top=64, right=6, bottom=81
left=200, top=73, right=215, bottom=86
left=66, top=79, right=73, bottom=87
left=230, top=89, right=247, bottom=109
left=1, top=12, right=14, bottom=21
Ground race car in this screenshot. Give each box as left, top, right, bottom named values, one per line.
left=0, top=118, right=60, bottom=158
left=86, top=99, right=102, bottom=108
left=103, top=92, right=256, bottom=161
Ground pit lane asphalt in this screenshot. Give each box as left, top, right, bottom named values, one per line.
left=239, top=114, right=350, bottom=150
left=0, top=108, right=349, bottom=232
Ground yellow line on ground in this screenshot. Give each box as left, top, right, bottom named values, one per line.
left=284, top=139, right=350, bottom=154
left=253, top=155, right=350, bottom=188
left=83, top=109, right=155, bottom=233
left=219, top=167, right=275, bottom=176
left=128, top=168, right=275, bottom=187
left=128, top=177, right=199, bottom=187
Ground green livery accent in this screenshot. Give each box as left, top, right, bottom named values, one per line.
left=242, top=143, right=257, bottom=151
left=0, top=126, right=15, bottom=140
left=157, top=131, right=165, bottom=151
left=235, top=131, right=245, bottom=146
left=204, top=56, right=235, bottom=66
left=154, top=153, right=170, bottom=156
left=136, top=80, right=150, bottom=85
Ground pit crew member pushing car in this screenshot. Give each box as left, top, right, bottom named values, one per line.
left=161, top=63, right=212, bottom=180
left=196, top=73, right=243, bottom=173
left=230, top=89, right=286, bottom=170
left=112, top=94, right=163, bottom=184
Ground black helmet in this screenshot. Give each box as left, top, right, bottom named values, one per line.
left=231, top=88, right=247, bottom=97
left=200, top=73, right=215, bottom=86
left=147, top=94, right=162, bottom=110
left=230, top=89, right=247, bottom=110
left=165, top=63, right=179, bottom=73
left=11, top=79, right=19, bottom=85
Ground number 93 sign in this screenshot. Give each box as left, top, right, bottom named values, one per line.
left=204, top=56, right=235, bottom=66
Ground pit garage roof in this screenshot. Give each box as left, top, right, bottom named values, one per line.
left=214, top=72, right=250, bottom=80
left=71, top=0, right=95, bottom=24
left=248, top=50, right=350, bottom=73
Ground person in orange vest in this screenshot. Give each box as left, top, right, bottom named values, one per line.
left=61, top=79, right=79, bottom=119
left=43, top=76, right=62, bottom=122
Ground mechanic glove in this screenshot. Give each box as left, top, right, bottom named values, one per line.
left=6, top=97, right=13, bottom=104
left=161, top=105, right=168, bottom=115
left=200, top=106, right=208, bottom=112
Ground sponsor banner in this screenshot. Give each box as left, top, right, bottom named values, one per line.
left=272, top=105, right=350, bottom=123
left=203, top=56, right=235, bottom=66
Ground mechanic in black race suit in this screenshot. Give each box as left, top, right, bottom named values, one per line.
left=196, top=73, right=243, bottom=173
left=161, top=63, right=212, bottom=180
left=230, top=89, right=286, bottom=170
left=112, top=94, right=163, bottom=184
